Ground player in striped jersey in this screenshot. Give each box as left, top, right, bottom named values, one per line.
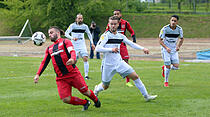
left=65, top=13, right=95, bottom=80
left=159, top=15, right=184, bottom=87
left=94, top=16, right=157, bottom=102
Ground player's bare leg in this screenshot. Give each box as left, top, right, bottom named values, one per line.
left=127, top=72, right=157, bottom=101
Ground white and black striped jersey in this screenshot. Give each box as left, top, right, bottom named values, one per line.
left=65, top=22, right=93, bottom=50
left=96, top=31, right=144, bottom=66
left=159, top=24, right=183, bottom=53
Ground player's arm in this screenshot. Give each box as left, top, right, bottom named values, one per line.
left=176, top=28, right=184, bottom=51
left=65, top=40, right=77, bottom=65
left=85, top=25, right=95, bottom=50
left=65, top=24, right=74, bottom=40
left=126, top=22, right=136, bottom=43
left=95, top=34, right=113, bottom=53
left=34, top=47, right=51, bottom=83
left=123, top=35, right=149, bottom=54
left=159, top=27, right=171, bottom=53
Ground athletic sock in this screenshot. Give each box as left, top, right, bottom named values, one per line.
left=165, top=67, right=171, bottom=82
left=171, top=65, right=179, bottom=70
left=95, top=83, right=104, bottom=93
left=68, top=96, right=87, bottom=105
left=134, top=78, right=148, bottom=97
left=126, top=77, right=130, bottom=83
left=88, top=90, right=98, bottom=102
left=84, top=61, right=89, bottom=77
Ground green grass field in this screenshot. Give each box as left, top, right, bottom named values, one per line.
left=0, top=56, right=210, bottom=117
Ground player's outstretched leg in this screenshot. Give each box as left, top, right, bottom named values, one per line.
left=83, top=89, right=101, bottom=108
left=128, top=72, right=157, bottom=101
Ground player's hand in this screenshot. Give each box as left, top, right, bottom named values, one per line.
left=112, top=48, right=119, bottom=53
left=143, top=48, right=149, bottom=54
left=66, top=58, right=75, bottom=65
left=176, top=46, right=180, bottom=51
left=91, top=44, right=95, bottom=50
left=166, top=47, right=171, bottom=53
left=73, top=38, right=78, bottom=41
left=34, top=74, right=39, bottom=84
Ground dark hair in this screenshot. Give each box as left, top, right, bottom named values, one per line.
left=114, top=9, right=121, bottom=13
left=109, top=16, right=120, bottom=22
left=49, top=26, right=65, bottom=35
left=171, top=15, right=179, bottom=20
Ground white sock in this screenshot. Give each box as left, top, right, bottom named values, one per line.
left=171, top=65, right=179, bottom=70
left=95, top=83, right=104, bottom=92
left=84, top=61, right=89, bottom=77
left=165, top=67, right=170, bottom=82
left=134, top=78, right=148, bottom=97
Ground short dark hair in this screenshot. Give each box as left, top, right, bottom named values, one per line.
left=171, top=15, right=179, bottom=20
left=114, top=9, right=121, bottom=13
left=49, top=26, right=65, bottom=35
left=109, top=16, right=120, bottom=22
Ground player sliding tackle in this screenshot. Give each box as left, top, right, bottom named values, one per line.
left=94, top=16, right=157, bottom=102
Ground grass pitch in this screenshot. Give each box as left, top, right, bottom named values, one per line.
left=0, top=56, right=210, bottom=117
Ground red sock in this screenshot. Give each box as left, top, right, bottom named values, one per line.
left=68, top=96, right=87, bottom=105
left=88, top=90, right=98, bottom=103
left=126, top=77, right=130, bottom=83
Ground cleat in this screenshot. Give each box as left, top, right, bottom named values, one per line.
left=144, top=95, right=157, bottom=102
left=126, top=82, right=134, bottom=87
left=162, top=65, right=165, bottom=78
left=164, top=82, right=169, bottom=87
left=94, top=99, right=101, bottom=108
left=94, top=85, right=99, bottom=97
left=82, top=99, right=91, bottom=111
left=85, top=76, right=90, bottom=80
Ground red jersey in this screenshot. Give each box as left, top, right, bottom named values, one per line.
left=36, top=38, right=77, bottom=79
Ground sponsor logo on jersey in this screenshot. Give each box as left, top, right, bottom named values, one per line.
left=122, top=24, right=125, bottom=28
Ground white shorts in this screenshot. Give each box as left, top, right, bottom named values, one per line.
left=75, top=48, right=88, bottom=59
left=101, top=60, right=134, bottom=86
left=162, top=51, right=179, bottom=65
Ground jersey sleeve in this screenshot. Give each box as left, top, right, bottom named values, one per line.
left=65, top=40, right=76, bottom=61
left=105, top=24, right=109, bottom=31
left=159, top=27, right=166, bottom=39
left=122, top=35, right=144, bottom=50
left=95, top=34, right=112, bottom=52
left=126, top=21, right=135, bottom=36
left=85, top=25, right=94, bottom=44
left=179, top=27, right=184, bottom=39
left=36, top=47, right=51, bottom=76
left=65, top=24, right=74, bottom=40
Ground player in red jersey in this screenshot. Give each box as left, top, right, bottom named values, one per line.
left=106, top=9, right=136, bottom=87
left=33, top=26, right=100, bottom=111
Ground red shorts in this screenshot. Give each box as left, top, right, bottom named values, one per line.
left=56, top=70, right=88, bottom=99
left=120, top=42, right=129, bottom=59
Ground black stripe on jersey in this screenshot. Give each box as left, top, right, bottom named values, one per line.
left=63, top=40, right=76, bottom=68
left=165, top=34, right=180, bottom=38
left=72, top=29, right=86, bottom=33
left=106, top=39, right=123, bottom=44
left=53, top=43, right=69, bottom=75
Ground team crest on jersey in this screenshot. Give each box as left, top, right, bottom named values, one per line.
left=122, top=24, right=125, bottom=28
left=100, top=35, right=105, bottom=40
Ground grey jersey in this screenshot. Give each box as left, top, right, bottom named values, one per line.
left=65, top=22, right=93, bottom=50
left=159, top=24, right=183, bottom=53
left=96, top=31, right=144, bottom=66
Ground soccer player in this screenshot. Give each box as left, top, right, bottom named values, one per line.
left=94, top=16, right=157, bottom=102
left=159, top=15, right=184, bottom=87
left=34, top=26, right=100, bottom=111
left=65, top=13, right=95, bottom=80
left=106, top=9, right=136, bottom=87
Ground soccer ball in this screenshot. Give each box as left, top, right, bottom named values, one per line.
left=32, top=32, right=46, bottom=46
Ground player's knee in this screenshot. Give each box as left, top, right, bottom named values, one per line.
left=103, top=85, right=109, bottom=90
left=82, top=90, right=90, bottom=96
left=62, top=97, right=71, bottom=104
left=83, top=56, right=88, bottom=62
left=166, top=65, right=171, bottom=69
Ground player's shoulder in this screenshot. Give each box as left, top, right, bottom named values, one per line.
left=161, top=24, right=170, bottom=31
left=176, top=25, right=183, bottom=30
